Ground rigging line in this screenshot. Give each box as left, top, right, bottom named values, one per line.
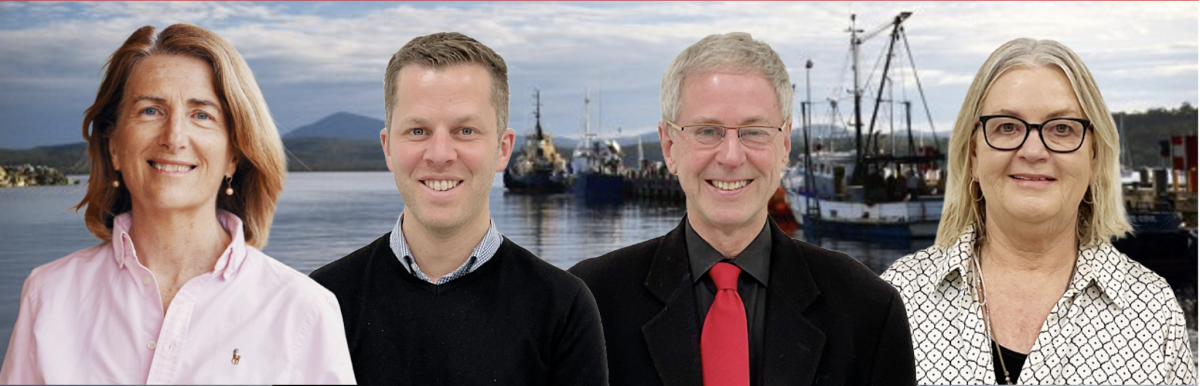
left=283, top=143, right=312, bottom=172
left=825, top=47, right=852, bottom=143
left=901, top=28, right=940, bottom=152
left=898, top=44, right=920, bottom=150
left=862, top=35, right=890, bottom=105
left=832, top=101, right=847, bottom=153
left=278, top=129, right=313, bottom=172
left=833, top=44, right=853, bottom=103
left=903, top=43, right=925, bottom=152
left=864, top=28, right=898, bottom=158
left=890, top=70, right=896, bottom=155
left=831, top=106, right=840, bottom=139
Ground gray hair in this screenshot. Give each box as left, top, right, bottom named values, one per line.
left=660, top=32, right=793, bottom=124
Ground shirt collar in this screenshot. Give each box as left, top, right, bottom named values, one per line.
left=935, top=225, right=1127, bottom=309
left=1070, top=242, right=1130, bottom=310
left=932, top=226, right=976, bottom=287
left=110, top=210, right=249, bottom=280
left=685, top=218, right=771, bottom=286
left=389, top=213, right=503, bottom=284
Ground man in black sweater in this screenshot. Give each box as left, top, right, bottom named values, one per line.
left=568, top=33, right=916, bottom=386
left=310, top=32, right=606, bottom=386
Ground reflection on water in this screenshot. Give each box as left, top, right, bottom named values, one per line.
left=497, top=192, right=686, bottom=269
left=0, top=171, right=1193, bottom=365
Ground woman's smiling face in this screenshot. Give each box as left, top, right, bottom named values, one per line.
left=973, top=65, right=1093, bottom=227
left=110, top=54, right=237, bottom=214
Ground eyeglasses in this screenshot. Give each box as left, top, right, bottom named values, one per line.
left=665, top=120, right=784, bottom=149
left=976, top=115, right=1093, bottom=153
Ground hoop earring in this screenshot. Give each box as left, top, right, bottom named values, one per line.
left=972, top=180, right=984, bottom=202
left=112, top=171, right=121, bottom=188
left=1081, top=187, right=1093, bottom=205
left=225, top=176, right=234, bottom=196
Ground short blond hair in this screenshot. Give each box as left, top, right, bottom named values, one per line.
left=74, top=24, right=286, bottom=248
left=660, top=32, right=793, bottom=124
left=936, top=38, right=1131, bottom=248
left=383, top=32, right=508, bottom=135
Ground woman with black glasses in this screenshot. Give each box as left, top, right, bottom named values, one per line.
left=881, top=38, right=1195, bottom=385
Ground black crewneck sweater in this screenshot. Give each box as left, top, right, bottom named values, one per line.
left=310, top=233, right=607, bottom=385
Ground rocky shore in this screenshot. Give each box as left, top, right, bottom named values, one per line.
left=0, top=165, right=73, bottom=187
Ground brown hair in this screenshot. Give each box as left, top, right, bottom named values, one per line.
left=383, top=32, right=509, bottom=135
left=74, top=24, right=286, bottom=248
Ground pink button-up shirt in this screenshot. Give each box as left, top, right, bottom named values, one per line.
left=0, top=211, right=355, bottom=384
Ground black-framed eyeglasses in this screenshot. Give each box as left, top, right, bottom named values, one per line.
left=665, top=120, right=784, bottom=149
left=976, top=115, right=1093, bottom=153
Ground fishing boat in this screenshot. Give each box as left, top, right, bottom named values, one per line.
left=782, top=12, right=945, bottom=241
left=1113, top=166, right=1197, bottom=288
left=504, top=90, right=570, bottom=194
left=570, top=91, right=626, bottom=202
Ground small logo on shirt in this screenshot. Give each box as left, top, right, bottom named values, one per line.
left=231, top=348, right=240, bottom=365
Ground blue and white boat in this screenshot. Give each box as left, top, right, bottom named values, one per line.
left=570, top=92, right=626, bottom=202
left=782, top=12, right=945, bottom=242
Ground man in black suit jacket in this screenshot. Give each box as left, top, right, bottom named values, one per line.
left=568, top=32, right=916, bottom=386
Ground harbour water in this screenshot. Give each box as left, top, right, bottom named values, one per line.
left=0, top=171, right=1193, bottom=364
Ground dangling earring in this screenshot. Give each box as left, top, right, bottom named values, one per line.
left=1081, top=187, right=1094, bottom=205
left=112, top=171, right=121, bottom=188
left=972, top=180, right=984, bottom=202
left=225, top=176, right=234, bottom=196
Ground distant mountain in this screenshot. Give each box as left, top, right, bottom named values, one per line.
left=614, top=131, right=661, bottom=147
left=283, top=137, right=386, bottom=171
left=0, top=142, right=90, bottom=174
left=792, top=123, right=851, bottom=141
left=511, top=130, right=578, bottom=152
left=6, top=105, right=1191, bottom=173
left=285, top=112, right=385, bottom=141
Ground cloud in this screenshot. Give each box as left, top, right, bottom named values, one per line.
left=0, top=1, right=1194, bottom=148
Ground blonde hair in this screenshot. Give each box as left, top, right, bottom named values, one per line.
left=383, top=32, right=508, bottom=136
left=936, top=38, right=1131, bottom=248
left=74, top=24, right=286, bottom=248
left=660, top=32, right=793, bottom=123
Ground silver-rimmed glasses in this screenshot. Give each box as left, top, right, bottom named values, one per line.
left=977, top=115, right=1093, bottom=153
left=665, top=120, right=784, bottom=149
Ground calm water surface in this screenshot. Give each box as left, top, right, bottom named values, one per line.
left=0, top=172, right=1193, bottom=364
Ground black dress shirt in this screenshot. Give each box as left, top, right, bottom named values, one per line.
left=686, top=219, right=770, bottom=386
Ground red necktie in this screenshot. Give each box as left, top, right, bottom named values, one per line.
left=701, top=261, right=750, bottom=386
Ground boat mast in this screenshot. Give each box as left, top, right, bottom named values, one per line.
left=865, top=12, right=910, bottom=157
left=850, top=14, right=864, bottom=164
left=637, top=134, right=644, bottom=165
left=534, top=89, right=545, bottom=157
left=584, top=89, right=591, bottom=138
left=534, top=89, right=544, bottom=141
left=598, top=87, right=603, bottom=134
left=803, top=60, right=821, bottom=219
left=1119, top=112, right=1130, bottom=169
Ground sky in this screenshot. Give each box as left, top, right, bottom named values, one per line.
left=0, top=1, right=1196, bottom=149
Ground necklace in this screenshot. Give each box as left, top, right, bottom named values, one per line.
left=971, top=253, right=1013, bottom=385
left=972, top=249, right=1078, bottom=385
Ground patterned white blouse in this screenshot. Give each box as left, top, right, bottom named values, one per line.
left=881, top=227, right=1196, bottom=385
